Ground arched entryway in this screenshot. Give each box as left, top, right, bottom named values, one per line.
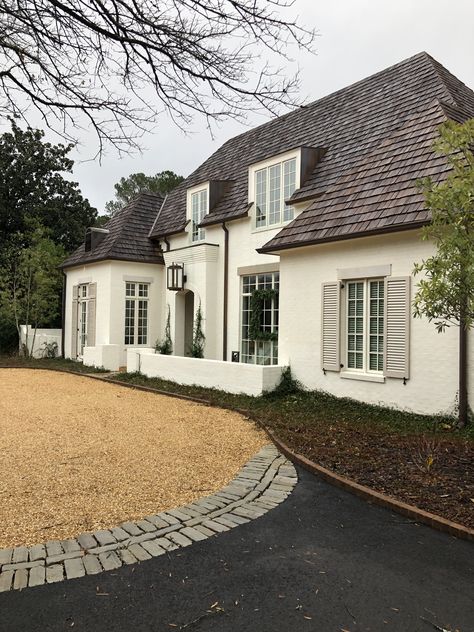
left=174, top=290, right=195, bottom=356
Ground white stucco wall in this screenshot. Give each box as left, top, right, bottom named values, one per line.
left=163, top=204, right=308, bottom=361
left=64, top=260, right=164, bottom=367
left=127, top=349, right=285, bottom=396
left=278, top=229, right=474, bottom=416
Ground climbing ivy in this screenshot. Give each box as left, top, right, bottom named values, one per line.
left=249, top=288, right=278, bottom=342
left=155, top=305, right=172, bottom=355
left=189, top=302, right=206, bottom=358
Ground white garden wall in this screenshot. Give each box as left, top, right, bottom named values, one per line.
left=127, top=349, right=285, bottom=396
left=278, top=229, right=474, bottom=416
left=20, top=325, right=62, bottom=358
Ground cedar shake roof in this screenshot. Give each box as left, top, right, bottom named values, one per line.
left=61, top=192, right=164, bottom=269
left=148, top=52, right=474, bottom=252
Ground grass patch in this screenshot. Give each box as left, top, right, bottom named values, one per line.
left=112, top=371, right=472, bottom=440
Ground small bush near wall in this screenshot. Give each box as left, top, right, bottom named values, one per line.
left=266, top=366, right=304, bottom=398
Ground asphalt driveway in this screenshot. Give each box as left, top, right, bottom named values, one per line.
left=0, top=466, right=472, bottom=632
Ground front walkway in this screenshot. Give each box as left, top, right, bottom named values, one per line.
left=1, top=467, right=472, bottom=631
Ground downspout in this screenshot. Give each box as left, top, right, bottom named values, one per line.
left=459, top=315, right=468, bottom=428
left=222, top=222, right=229, bottom=361
left=163, top=237, right=171, bottom=251
left=61, top=271, right=66, bottom=359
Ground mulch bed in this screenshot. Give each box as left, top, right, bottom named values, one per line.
left=271, top=421, right=474, bottom=529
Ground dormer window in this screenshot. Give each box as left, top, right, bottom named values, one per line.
left=249, top=150, right=300, bottom=230
left=255, top=157, right=297, bottom=228
left=187, top=184, right=209, bottom=242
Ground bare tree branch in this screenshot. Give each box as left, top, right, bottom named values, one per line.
left=0, top=0, right=316, bottom=156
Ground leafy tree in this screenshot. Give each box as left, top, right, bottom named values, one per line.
left=0, top=121, right=97, bottom=252
left=0, top=224, right=66, bottom=357
left=413, top=119, right=474, bottom=427
left=105, top=171, right=184, bottom=216
left=0, top=0, right=315, bottom=154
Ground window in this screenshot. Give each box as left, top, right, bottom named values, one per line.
left=124, top=282, right=149, bottom=345
left=346, top=279, right=384, bottom=372
left=255, top=157, right=297, bottom=228
left=191, top=189, right=208, bottom=242
left=241, top=272, right=279, bottom=365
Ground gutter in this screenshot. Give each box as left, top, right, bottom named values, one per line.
left=61, top=271, right=66, bottom=359
left=257, top=221, right=430, bottom=255
left=222, top=222, right=229, bottom=361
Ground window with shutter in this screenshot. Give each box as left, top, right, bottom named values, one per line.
left=383, top=276, right=411, bottom=379
left=321, top=282, right=340, bottom=371
left=87, top=283, right=97, bottom=347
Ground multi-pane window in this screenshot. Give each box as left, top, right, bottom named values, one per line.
left=78, top=284, right=89, bottom=355
left=255, top=157, right=297, bottom=228
left=241, top=272, right=279, bottom=365
left=346, top=279, right=384, bottom=372
left=191, top=189, right=208, bottom=242
left=124, top=282, right=149, bottom=345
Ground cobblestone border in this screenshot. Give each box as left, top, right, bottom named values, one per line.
left=0, top=445, right=297, bottom=592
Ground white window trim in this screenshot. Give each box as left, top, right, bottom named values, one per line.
left=248, top=149, right=301, bottom=233
left=341, top=278, right=385, bottom=379
left=124, top=282, right=150, bottom=346
left=186, top=182, right=210, bottom=244
left=239, top=271, right=279, bottom=366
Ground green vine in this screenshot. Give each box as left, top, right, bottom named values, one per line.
left=249, top=288, right=278, bottom=341
left=155, top=304, right=172, bottom=355
left=189, top=302, right=206, bottom=358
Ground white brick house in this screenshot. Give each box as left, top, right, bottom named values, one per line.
left=61, top=52, right=474, bottom=415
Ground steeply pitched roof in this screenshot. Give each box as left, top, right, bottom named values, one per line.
left=61, top=192, right=164, bottom=269
left=148, top=52, right=474, bottom=251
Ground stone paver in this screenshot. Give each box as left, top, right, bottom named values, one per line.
left=46, top=565, right=64, bottom=584
left=83, top=555, right=102, bottom=575
left=28, top=565, right=45, bottom=587
left=64, top=558, right=85, bottom=580
left=13, top=569, right=28, bottom=591
left=0, top=445, right=297, bottom=591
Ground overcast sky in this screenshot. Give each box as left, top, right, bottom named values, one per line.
left=68, top=0, right=474, bottom=214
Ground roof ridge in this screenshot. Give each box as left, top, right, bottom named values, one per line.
left=219, top=51, right=437, bottom=148
left=420, top=53, right=459, bottom=107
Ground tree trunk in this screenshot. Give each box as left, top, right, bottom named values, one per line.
left=458, top=317, right=468, bottom=428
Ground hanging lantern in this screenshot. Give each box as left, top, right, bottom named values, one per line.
left=167, top=262, right=185, bottom=291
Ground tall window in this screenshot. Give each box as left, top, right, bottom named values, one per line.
left=78, top=284, right=89, bottom=355
left=191, top=189, right=207, bottom=242
left=125, top=282, right=149, bottom=345
left=255, top=157, right=297, bottom=228
left=241, top=272, right=279, bottom=365
left=346, top=279, right=384, bottom=372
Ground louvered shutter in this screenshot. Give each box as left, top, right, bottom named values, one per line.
left=383, top=276, right=411, bottom=379
left=321, top=282, right=341, bottom=371
left=87, top=283, right=97, bottom=347
left=71, top=285, right=79, bottom=359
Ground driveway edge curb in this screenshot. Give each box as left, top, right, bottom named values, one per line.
left=265, top=429, right=474, bottom=543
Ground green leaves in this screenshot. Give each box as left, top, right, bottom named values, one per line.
left=104, top=171, right=184, bottom=216
left=0, top=224, right=66, bottom=352
left=413, top=119, right=474, bottom=331
left=0, top=120, right=97, bottom=252
left=249, top=288, right=279, bottom=341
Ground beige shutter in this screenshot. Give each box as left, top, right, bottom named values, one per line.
left=321, top=282, right=341, bottom=371
left=71, top=285, right=79, bottom=359
left=87, top=283, right=97, bottom=347
left=384, top=276, right=411, bottom=379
